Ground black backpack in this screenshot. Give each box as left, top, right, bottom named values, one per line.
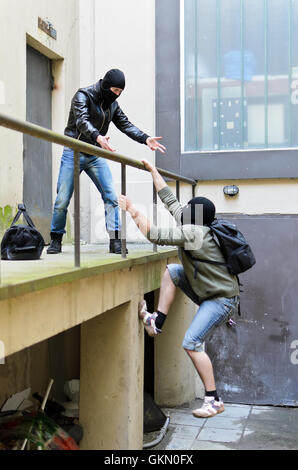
left=183, top=219, right=256, bottom=318
left=185, top=218, right=256, bottom=278
left=1, top=204, right=45, bottom=260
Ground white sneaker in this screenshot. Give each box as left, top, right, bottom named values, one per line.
left=192, top=396, right=225, bottom=418
left=138, top=300, right=162, bottom=337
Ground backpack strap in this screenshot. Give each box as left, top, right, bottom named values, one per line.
left=10, top=204, right=36, bottom=229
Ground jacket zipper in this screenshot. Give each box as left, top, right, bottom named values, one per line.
left=99, top=102, right=110, bottom=133
left=77, top=104, right=110, bottom=140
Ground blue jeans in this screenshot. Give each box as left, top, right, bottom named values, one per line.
left=167, top=264, right=240, bottom=352
left=51, top=147, right=120, bottom=235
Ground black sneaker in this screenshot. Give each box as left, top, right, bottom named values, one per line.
left=109, top=239, right=128, bottom=254
left=47, top=234, right=62, bottom=254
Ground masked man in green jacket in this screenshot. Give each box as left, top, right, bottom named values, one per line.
left=118, top=160, right=239, bottom=419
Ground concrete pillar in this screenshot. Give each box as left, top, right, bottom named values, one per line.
left=79, top=298, right=144, bottom=450
left=154, top=288, right=204, bottom=406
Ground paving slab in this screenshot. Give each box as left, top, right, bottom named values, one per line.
left=167, top=411, right=205, bottom=427
left=245, top=420, right=292, bottom=436
left=191, top=441, right=233, bottom=450
left=250, top=407, right=293, bottom=422
left=288, top=413, right=298, bottom=430
left=197, top=427, right=243, bottom=444
left=166, top=437, right=195, bottom=450
left=238, top=430, right=298, bottom=450
left=170, top=425, right=200, bottom=440
left=204, top=416, right=246, bottom=430
left=215, top=405, right=251, bottom=419
left=155, top=403, right=298, bottom=451
left=153, top=403, right=298, bottom=451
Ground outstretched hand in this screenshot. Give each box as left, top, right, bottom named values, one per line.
left=146, top=136, right=166, bottom=154
left=118, top=195, right=133, bottom=212
left=96, top=135, right=116, bottom=152
left=141, top=159, right=155, bottom=173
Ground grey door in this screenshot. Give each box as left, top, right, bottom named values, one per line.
left=24, top=45, right=52, bottom=243
left=206, top=215, right=298, bottom=406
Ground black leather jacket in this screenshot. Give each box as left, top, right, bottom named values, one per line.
left=64, top=81, right=149, bottom=149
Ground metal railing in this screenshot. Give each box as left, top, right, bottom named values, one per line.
left=0, top=112, right=197, bottom=267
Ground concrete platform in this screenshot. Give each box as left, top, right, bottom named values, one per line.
left=150, top=401, right=298, bottom=450
left=0, top=242, right=173, bottom=300
left=1, top=242, right=198, bottom=450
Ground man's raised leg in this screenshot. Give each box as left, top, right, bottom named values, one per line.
left=138, top=267, right=176, bottom=336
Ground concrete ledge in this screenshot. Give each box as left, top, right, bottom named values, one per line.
left=0, top=247, right=202, bottom=449
left=0, top=249, right=179, bottom=357
left=0, top=247, right=177, bottom=301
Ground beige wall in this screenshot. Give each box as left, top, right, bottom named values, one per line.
left=90, top=0, right=156, bottom=243
left=173, top=179, right=298, bottom=216
left=0, top=0, right=82, bottom=212
left=196, top=179, right=298, bottom=215
left=0, top=0, right=156, bottom=241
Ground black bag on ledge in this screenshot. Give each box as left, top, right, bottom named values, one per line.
left=1, top=204, right=45, bottom=260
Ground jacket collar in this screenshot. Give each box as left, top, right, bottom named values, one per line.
left=93, top=80, right=104, bottom=104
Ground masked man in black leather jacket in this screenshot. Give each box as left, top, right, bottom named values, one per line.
left=47, top=69, right=166, bottom=254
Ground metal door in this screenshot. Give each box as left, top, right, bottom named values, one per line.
left=24, top=45, right=52, bottom=243
left=206, top=215, right=298, bottom=406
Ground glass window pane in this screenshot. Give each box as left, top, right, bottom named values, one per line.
left=267, top=0, right=290, bottom=147
left=184, top=0, right=197, bottom=151
left=291, top=0, right=298, bottom=146
left=217, top=0, right=242, bottom=150
left=196, top=0, right=217, bottom=150
left=183, top=0, right=294, bottom=151
left=244, top=0, right=265, bottom=148
left=184, top=0, right=217, bottom=151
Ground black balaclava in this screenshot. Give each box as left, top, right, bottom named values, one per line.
left=181, top=197, right=216, bottom=226
left=100, top=69, right=125, bottom=110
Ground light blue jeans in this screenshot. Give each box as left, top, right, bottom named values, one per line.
left=51, top=147, right=120, bottom=235
left=167, top=264, right=240, bottom=352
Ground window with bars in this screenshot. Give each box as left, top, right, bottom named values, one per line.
left=184, top=0, right=298, bottom=152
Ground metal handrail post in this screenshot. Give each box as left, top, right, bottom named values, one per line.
left=153, top=184, right=157, bottom=253
left=192, top=184, right=196, bottom=198
left=176, top=181, right=180, bottom=202
left=74, top=151, right=80, bottom=267
left=121, top=163, right=127, bottom=259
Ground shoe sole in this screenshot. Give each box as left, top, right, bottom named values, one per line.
left=138, top=300, right=148, bottom=319
left=138, top=301, right=158, bottom=337
left=192, top=407, right=225, bottom=419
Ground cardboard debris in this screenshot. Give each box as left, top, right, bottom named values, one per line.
left=17, top=399, right=34, bottom=411
left=1, top=388, right=31, bottom=412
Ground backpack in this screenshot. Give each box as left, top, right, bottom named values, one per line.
left=1, top=204, right=45, bottom=260
left=183, top=219, right=256, bottom=317
left=185, top=218, right=256, bottom=277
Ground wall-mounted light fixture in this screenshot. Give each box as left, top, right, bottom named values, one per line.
left=223, top=185, right=239, bottom=197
